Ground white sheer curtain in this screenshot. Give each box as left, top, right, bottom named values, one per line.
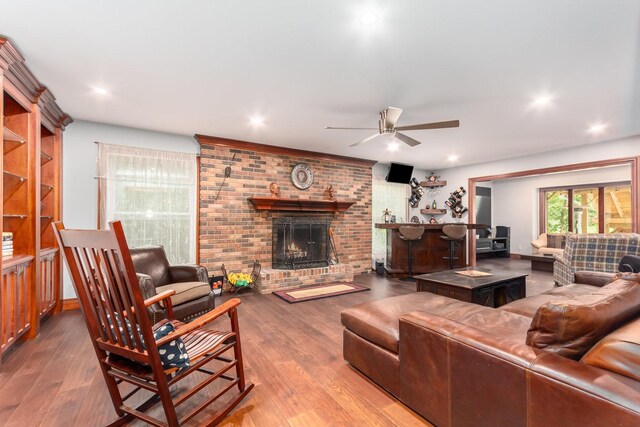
left=97, top=143, right=197, bottom=264
left=372, top=177, right=410, bottom=265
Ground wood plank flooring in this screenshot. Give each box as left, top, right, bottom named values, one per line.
left=0, top=258, right=554, bottom=426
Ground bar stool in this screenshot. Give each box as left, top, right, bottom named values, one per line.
left=399, top=226, right=425, bottom=279
left=440, top=224, right=467, bottom=269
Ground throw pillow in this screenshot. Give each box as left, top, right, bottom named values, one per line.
left=105, top=312, right=144, bottom=350
left=526, top=279, right=640, bottom=359
left=152, top=320, right=190, bottom=371
left=581, top=317, right=640, bottom=382
left=105, top=314, right=190, bottom=371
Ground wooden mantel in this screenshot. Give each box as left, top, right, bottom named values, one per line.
left=248, top=197, right=355, bottom=213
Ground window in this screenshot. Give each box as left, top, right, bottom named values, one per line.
left=97, top=143, right=198, bottom=263
left=572, top=188, right=598, bottom=233
left=372, top=178, right=409, bottom=263
left=540, top=181, right=631, bottom=235
left=545, top=190, right=569, bottom=233
left=604, top=184, right=632, bottom=233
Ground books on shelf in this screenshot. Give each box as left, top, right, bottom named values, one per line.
left=2, top=232, right=13, bottom=258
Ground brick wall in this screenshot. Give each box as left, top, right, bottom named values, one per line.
left=198, top=138, right=373, bottom=281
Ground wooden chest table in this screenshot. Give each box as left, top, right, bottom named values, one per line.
left=520, top=254, right=555, bottom=272
left=414, top=267, right=527, bottom=308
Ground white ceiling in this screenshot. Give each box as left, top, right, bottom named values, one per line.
left=1, top=0, right=639, bottom=169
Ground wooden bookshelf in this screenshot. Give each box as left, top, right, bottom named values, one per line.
left=0, top=37, right=72, bottom=363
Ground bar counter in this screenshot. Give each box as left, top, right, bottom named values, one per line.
left=375, top=223, right=487, bottom=276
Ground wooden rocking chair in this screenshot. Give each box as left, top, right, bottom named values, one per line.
left=52, top=221, right=254, bottom=426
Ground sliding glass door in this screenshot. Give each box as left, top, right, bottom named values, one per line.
left=541, top=182, right=631, bottom=234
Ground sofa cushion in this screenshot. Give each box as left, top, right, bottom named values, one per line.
left=500, top=284, right=599, bottom=318
left=526, top=279, right=640, bottom=359
left=156, top=282, right=211, bottom=307
left=340, top=293, right=477, bottom=353
left=605, top=272, right=640, bottom=285
left=538, top=247, right=563, bottom=256
left=581, top=317, right=640, bottom=382
left=341, top=293, right=530, bottom=354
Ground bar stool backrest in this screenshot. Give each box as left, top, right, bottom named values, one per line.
left=442, top=224, right=467, bottom=240
left=399, top=226, right=425, bottom=241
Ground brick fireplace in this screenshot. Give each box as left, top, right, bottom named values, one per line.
left=197, top=135, right=374, bottom=293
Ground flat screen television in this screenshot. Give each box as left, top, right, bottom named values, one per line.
left=386, top=163, right=414, bottom=184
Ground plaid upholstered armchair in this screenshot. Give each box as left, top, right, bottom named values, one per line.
left=553, top=233, right=640, bottom=286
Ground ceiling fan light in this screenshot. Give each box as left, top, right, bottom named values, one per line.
left=359, top=11, right=379, bottom=26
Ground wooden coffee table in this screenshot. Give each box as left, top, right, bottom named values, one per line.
left=414, top=267, right=527, bottom=308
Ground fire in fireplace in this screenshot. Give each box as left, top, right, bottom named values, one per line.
left=272, top=217, right=330, bottom=269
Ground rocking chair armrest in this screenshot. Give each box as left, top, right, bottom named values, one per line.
left=155, top=298, right=242, bottom=346
left=144, top=289, right=175, bottom=308
left=127, top=290, right=176, bottom=321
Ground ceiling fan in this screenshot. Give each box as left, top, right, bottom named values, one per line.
left=325, top=107, right=459, bottom=147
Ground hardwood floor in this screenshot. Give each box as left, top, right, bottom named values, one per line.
left=0, top=258, right=554, bottom=426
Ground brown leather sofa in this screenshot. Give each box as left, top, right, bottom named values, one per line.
left=130, top=246, right=214, bottom=323
left=341, top=274, right=640, bottom=426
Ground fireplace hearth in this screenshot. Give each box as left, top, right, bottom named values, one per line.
left=272, top=217, right=330, bottom=269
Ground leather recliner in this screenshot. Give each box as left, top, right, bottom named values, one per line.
left=129, top=245, right=214, bottom=324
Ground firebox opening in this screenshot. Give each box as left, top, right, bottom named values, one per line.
left=272, top=217, right=330, bottom=270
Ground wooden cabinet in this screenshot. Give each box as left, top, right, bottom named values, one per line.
left=38, top=248, right=58, bottom=318
left=0, top=37, right=71, bottom=363
left=1, top=256, right=32, bottom=353
left=377, top=223, right=489, bottom=277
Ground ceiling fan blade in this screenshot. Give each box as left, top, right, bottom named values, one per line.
left=395, top=132, right=421, bottom=147
left=325, top=126, right=378, bottom=130
left=350, top=133, right=382, bottom=147
left=396, top=120, right=460, bottom=131
left=384, top=107, right=403, bottom=129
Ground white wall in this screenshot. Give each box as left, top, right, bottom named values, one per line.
left=61, top=120, right=198, bottom=299
left=372, top=162, right=432, bottom=222
left=491, top=165, right=631, bottom=255
left=434, top=134, right=640, bottom=218
left=373, top=135, right=639, bottom=261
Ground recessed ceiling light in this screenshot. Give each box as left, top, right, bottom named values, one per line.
left=92, top=87, right=109, bottom=95
left=531, top=94, right=554, bottom=108
left=387, top=141, right=399, bottom=151
left=249, top=115, right=265, bottom=127
left=587, top=122, right=607, bottom=134
left=359, top=11, right=379, bottom=26
left=448, top=154, right=459, bottom=162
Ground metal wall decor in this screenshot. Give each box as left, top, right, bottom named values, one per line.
left=291, top=163, right=314, bottom=190
left=445, top=186, right=468, bottom=218
left=409, top=177, right=424, bottom=208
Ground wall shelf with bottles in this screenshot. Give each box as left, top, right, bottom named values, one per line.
left=420, top=180, right=447, bottom=188
left=420, top=209, right=447, bottom=215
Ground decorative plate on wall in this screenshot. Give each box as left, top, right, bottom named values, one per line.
left=291, top=163, right=314, bottom=190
